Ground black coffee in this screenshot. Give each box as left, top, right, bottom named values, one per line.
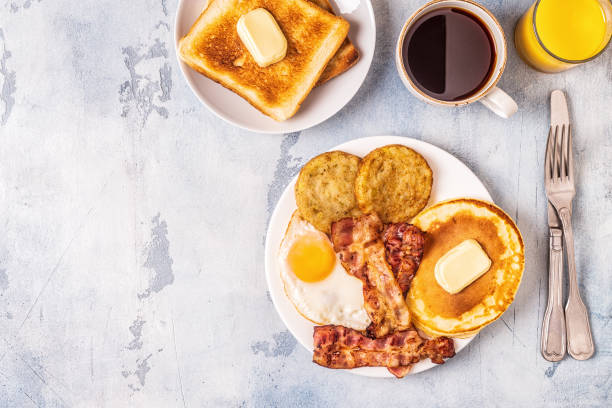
left=402, top=8, right=496, bottom=101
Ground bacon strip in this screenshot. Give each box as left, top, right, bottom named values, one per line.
left=331, top=214, right=411, bottom=338
left=387, top=365, right=413, bottom=378
left=383, top=223, right=425, bottom=295
left=313, top=325, right=455, bottom=378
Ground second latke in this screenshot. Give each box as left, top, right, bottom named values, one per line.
left=355, top=144, right=433, bottom=223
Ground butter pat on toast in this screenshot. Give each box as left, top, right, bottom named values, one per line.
left=178, top=0, right=350, bottom=121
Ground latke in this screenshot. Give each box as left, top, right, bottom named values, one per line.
left=295, top=151, right=362, bottom=234
left=355, top=145, right=433, bottom=223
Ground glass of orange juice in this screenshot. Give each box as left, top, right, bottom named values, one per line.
left=515, top=0, right=612, bottom=73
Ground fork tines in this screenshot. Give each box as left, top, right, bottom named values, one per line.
left=546, top=124, right=573, bottom=184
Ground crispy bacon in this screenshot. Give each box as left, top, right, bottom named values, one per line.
left=421, top=334, right=456, bottom=364
left=313, top=325, right=455, bottom=378
left=383, top=223, right=425, bottom=295
left=331, top=214, right=411, bottom=338
left=387, top=365, right=413, bottom=378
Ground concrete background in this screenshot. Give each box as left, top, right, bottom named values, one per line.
left=0, top=0, right=610, bottom=406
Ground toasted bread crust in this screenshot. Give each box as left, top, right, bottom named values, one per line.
left=309, top=0, right=360, bottom=85
left=317, top=40, right=359, bottom=85
left=178, top=0, right=350, bottom=121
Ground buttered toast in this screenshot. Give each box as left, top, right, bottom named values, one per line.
left=178, top=0, right=350, bottom=121
left=310, top=0, right=359, bottom=85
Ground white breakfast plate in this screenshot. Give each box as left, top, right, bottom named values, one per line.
left=265, top=136, right=494, bottom=377
left=174, top=0, right=376, bottom=133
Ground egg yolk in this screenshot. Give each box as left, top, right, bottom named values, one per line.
left=287, top=235, right=336, bottom=282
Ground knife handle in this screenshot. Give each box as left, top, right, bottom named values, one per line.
left=541, top=228, right=566, bottom=361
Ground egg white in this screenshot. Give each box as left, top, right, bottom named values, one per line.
left=278, top=212, right=371, bottom=330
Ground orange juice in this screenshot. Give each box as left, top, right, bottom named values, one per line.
left=515, top=0, right=612, bottom=72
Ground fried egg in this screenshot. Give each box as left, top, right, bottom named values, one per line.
left=278, top=212, right=371, bottom=330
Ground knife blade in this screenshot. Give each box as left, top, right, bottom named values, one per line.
left=551, top=89, right=570, bottom=127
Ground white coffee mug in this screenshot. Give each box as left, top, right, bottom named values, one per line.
left=396, top=0, right=518, bottom=118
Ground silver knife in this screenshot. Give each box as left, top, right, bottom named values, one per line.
left=541, top=92, right=568, bottom=361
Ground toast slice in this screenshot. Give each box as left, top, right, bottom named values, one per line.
left=178, top=0, right=350, bottom=121
left=310, top=0, right=359, bottom=85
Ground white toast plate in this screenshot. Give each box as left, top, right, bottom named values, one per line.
left=265, top=136, right=493, bottom=377
left=174, top=0, right=376, bottom=133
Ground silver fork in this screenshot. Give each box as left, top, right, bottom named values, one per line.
left=545, top=105, right=595, bottom=360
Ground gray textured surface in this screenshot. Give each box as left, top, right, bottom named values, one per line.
left=0, top=0, right=611, bottom=406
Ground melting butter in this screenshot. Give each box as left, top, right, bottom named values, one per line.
left=435, top=239, right=492, bottom=294
left=237, top=8, right=287, bottom=68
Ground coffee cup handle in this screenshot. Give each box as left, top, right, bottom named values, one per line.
left=479, top=87, right=518, bottom=118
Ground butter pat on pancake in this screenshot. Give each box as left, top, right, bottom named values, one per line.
left=434, top=239, right=492, bottom=295
left=295, top=151, right=362, bottom=234
left=407, top=199, right=524, bottom=338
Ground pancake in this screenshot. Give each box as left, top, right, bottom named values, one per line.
left=406, top=199, right=524, bottom=338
